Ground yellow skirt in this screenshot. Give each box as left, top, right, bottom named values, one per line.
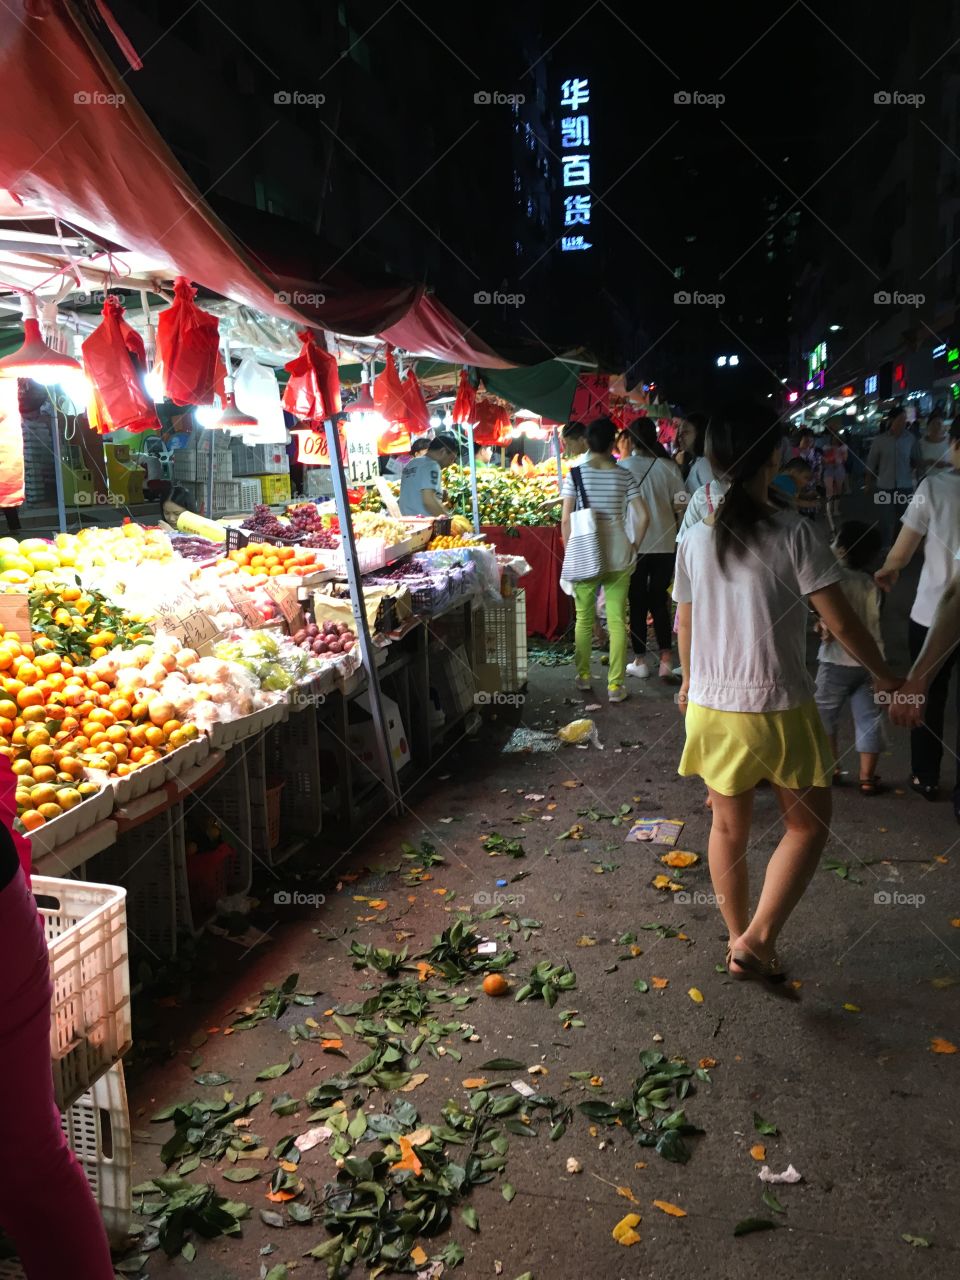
left=679, top=700, right=834, bottom=796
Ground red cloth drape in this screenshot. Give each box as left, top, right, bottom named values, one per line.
left=480, top=525, right=570, bottom=640
left=282, top=329, right=341, bottom=424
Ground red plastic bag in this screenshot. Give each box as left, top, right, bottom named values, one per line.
left=473, top=398, right=511, bottom=446
left=282, top=329, right=341, bottom=423
left=452, top=367, right=477, bottom=424
left=402, top=369, right=431, bottom=436
left=155, top=277, right=223, bottom=406
left=81, top=295, right=161, bottom=434
left=374, top=350, right=410, bottom=454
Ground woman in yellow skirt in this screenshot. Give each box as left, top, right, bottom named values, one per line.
left=673, top=406, right=901, bottom=982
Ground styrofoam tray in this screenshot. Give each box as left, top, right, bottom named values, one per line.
left=206, top=699, right=288, bottom=749
left=27, top=786, right=115, bottom=858
left=106, top=735, right=210, bottom=805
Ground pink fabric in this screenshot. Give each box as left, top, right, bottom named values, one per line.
left=0, top=867, right=113, bottom=1277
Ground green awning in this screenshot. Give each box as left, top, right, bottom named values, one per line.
left=480, top=361, right=579, bottom=423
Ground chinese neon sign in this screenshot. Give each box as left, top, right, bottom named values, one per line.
left=559, top=77, right=593, bottom=252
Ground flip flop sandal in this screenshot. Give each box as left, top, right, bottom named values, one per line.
left=728, top=950, right=787, bottom=985
left=859, top=777, right=886, bottom=796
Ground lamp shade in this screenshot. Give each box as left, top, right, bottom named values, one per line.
left=215, top=393, right=258, bottom=430
left=343, top=380, right=376, bottom=414
left=0, top=303, right=82, bottom=383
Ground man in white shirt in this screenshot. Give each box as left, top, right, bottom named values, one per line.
left=398, top=433, right=459, bottom=517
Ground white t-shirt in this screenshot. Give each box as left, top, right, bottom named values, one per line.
left=901, top=470, right=960, bottom=626
left=818, top=567, right=884, bottom=668
left=676, top=479, right=730, bottom=544
left=618, top=455, right=682, bottom=554
left=561, top=457, right=641, bottom=574
left=919, top=436, right=951, bottom=474
left=672, top=509, right=843, bottom=712
left=685, top=455, right=714, bottom=494
left=398, top=455, right=442, bottom=516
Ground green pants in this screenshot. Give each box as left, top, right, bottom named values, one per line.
left=573, top=569, right=631, bottom=690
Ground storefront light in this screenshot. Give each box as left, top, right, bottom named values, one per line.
left=0, top=292, right=83, bottom=384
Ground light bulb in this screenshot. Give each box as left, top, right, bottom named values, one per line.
left=145, top=370, right=164, bottom=402
left=195, top=405, right=221, bottom=428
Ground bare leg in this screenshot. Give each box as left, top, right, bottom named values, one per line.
left=735, top=784, right=832, bottom=965
left=859, top=751, right=879, bottom=781
left=705, top=787, right=754, bottom=941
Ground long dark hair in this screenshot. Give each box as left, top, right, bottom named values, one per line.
left=683, top=412, right=709, bottom=458
left=624, top=417, right=671, bottom=460
left=706, top=404, right=784, bottom=572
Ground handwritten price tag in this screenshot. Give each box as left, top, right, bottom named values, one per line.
left=225, top=586, right=266, bottom=629
left=264, top=580, right=306, bottom=634
left=149, top=585, right=221, bottom=650
left=294, top=426, right=347, bottom=467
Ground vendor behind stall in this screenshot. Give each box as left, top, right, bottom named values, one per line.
left=398, top=432, right=459, bottom=516
left=159, top=484, right=198, bottom=529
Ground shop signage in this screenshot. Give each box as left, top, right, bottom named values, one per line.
left=864, top=374, right=878, bottom=395
left=559, top=76, right=593, bottom=253
left=345, top=418, right=379, bottom=485
left=293, top=426, right=347, bottom=467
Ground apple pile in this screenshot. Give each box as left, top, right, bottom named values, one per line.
left=292, top=618, right=356, bottom=659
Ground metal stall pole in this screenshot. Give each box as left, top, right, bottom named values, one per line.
left=323, top=415, right=401, bottom=816
left=467, top=423, right=481, bottom=534
left=552, top=423, right=563, bottom=490
left=206, top=427, right=216, bottom=518
left=50, top=405, right=68, bottom=534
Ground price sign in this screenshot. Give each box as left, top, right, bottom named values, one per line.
left=0, top=592, right=32, bottom=642
left=294, top=426, right=346, bottom=467
left=150, top=585, right=221, bottom=650
left=345, top=418, right=379, bottom=485
left=264, top=580, right=306, bottom=634
left=225, top=586, right=266, bottom=630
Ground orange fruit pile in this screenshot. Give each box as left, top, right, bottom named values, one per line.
left=0, top=626, right=199, bottom=831
left=227, top=543, right=323, bottom=577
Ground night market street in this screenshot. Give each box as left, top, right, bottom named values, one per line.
left=123, top=548, right=960, bottom=1280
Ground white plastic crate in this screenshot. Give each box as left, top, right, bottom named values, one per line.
left=236, top=476, right=262, bottom=511
left=230, top=441, right=288, bottom=475
left=61, top=1061, right=132, bottom=1245
left=0, top=1065, right=131, bottom=1273
left=34, top=876, right=132, bottom=1111
left=483, top=588, right=528, bottom=693
left=172, top=445, right=233, bottom=482
left=184, top=479, right=247, bottom=518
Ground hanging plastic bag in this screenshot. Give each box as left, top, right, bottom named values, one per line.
left=452, top=367, right=477, bottom=424
left=81, top=295, right=162, bottom=434
left=402, top=369, right=431, bottom=436
left=234, top=354, right=287, bottom=444
left=282, top=329, right=341, bottom=424
left=474, top=397, right=510, bottom=446
left=375, top=349, right=410, bottom=454
left=154, top=277, right=223, bottom=406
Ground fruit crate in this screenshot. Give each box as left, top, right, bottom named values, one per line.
left=0, top=1063, right=132, bottom=1273
left=230, top=441, right=289, bottom=475
left=263, top=710, right=323, bottom=847
left=87, top=809, right=179, bottom=960
left=481, top=587, right=528, bottom=693
left=236, top=477, right=262, bottom=512
left=173, top=445, right=233, bottom=482
left=62, top=1061, right=132, bottom=1245
left=255, top=472, right=292, bottom=505
left=27, top=785, right=116, bottom=859
left=35, top=876, right=132, bottom=1111
left=177, top=749, right=253, bottom=934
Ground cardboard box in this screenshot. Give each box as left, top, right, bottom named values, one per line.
left=347, top=691, right=411, bottom=781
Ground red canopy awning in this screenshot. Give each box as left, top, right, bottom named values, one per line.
left=0, top=2, right=516, bottom=367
